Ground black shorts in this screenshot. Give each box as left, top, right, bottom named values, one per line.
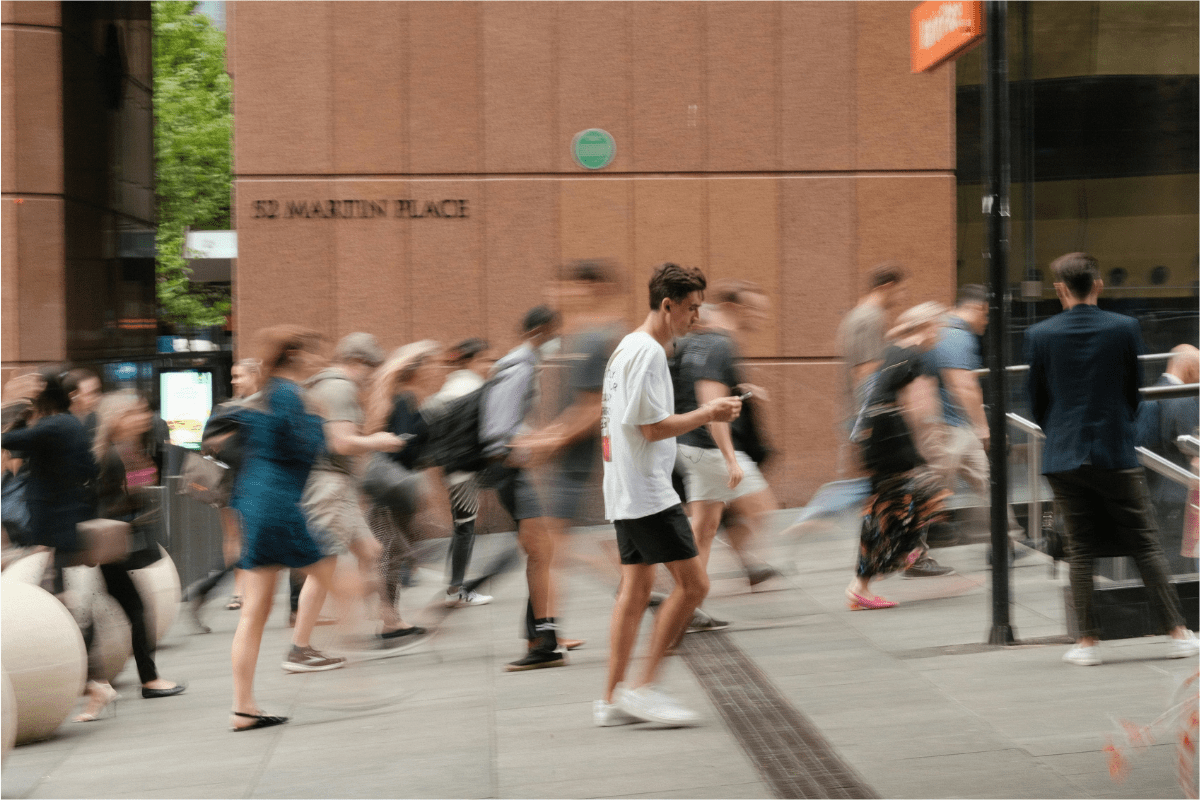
left=614, top=504, right=698, bottom=566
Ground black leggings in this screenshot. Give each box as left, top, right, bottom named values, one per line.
left=84, top=563, right=159, bottom=685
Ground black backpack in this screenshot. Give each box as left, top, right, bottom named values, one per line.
left=413, top=361, right=527, bottom=475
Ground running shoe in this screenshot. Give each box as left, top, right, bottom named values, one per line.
left=1062, top=644, right=1101, bottom=666
left=686, top=612, right=730, bottom=634
left=446, top=588, right=493, bottom=607
left=593, top=698, right=640, bottom=727
left=1168, top=630, right=1199, bottom=659
left=282, top=645, right=346, bottom=673
left=616, top=685, right=699, bottom=726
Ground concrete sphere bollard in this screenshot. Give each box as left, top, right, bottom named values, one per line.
left=129, top=546, right=181, bottom=646
left=61, top=565, right=133, bottom=683
left=3, top=669, right=16, bottom=763
left=0, top=549, right=51, bottom=587
left=0, top=582, right=87, bottom=744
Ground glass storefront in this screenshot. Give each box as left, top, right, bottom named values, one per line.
left=956, top=1, right=1198, bottom=360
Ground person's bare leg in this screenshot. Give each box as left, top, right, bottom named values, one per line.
left=291, top=564, right=328, bottom=649
left=300, top=555, right=365, bottom=635
left=604, top=563, right=654, bottom=703
left=688, top=501, right=724, bottom=570
left=230, top=567, right=279, bottom=727
left=517, top=517, right=555, bottom=620
left=349, top=535, right=383, bottom=606
left=635, top=556, right=709, bottom=690
left=727, top=488, right=779, bottom=571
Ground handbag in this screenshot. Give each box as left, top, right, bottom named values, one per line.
left=2, top=468, right=32, bottom=545
left=179, top=450, right=229, bottom=507
left=76, top=518, right=131, bottom=567
left=360, top=453, right=424, bottom=522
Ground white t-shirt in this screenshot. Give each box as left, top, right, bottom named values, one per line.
left=601, top=331, right=681, bottom=521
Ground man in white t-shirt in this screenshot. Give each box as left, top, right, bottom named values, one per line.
left=595, top=263, right=742, bottom=728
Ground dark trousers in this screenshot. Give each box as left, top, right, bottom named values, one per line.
left=93, top=563, right=158, bottom=684
left=446, top=474, right=481, bottom=589
left=1046, top=466, right=1186, bottom=639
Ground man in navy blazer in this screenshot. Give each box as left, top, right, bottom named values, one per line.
left=1025, top=252, right=1197, bottom=666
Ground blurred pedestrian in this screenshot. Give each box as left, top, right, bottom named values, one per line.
left=363, top=341, right=445, bottom=648
left=845, top=302, right=952, bottom=610
left=1135, top=343, right=1199, bottom=570
left=63, top=368, right=102, bottom=441
left=917, top=285, right=1024, bottom=559
left=424, top=338, right=494, bottom=607
left=674, top=280, right=781, bottom=590
left=595, top=263, right=741, bottom=727
left=791, top=264, right=914, bottom=533
left=76, top=390, right=185, bottom=721
left=1028, top=253, right=1198, bottom=665
left=514, top=261, right=625, bottom=652
left=226, top=326, right=362, bottom=731
left=286, top=333, right=405, bottom=671
left=184, top=358, right=262, bottom=630
left=0, top=367, right=97, bottom=594
left=482, top=307, right=572, bottom=671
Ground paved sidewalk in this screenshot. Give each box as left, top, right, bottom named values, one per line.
left=3, top=511, right=1197, bottom=799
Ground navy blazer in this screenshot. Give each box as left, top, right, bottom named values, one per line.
left=1024, top=304, right=1143, bottom=474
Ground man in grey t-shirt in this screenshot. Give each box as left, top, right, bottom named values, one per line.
left=285, top=333, right=406, bottom=673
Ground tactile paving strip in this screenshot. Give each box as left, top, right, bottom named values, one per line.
left=681, top=632, right=879, bottom=799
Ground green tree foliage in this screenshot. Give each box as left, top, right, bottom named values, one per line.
left=152, top=0, right=232, bottom=328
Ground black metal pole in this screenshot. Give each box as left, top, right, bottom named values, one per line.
left=984, top=0, right=1015, bottom=646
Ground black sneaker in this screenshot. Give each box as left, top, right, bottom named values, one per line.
left=282, top=645, right=346, bottom=673
left=747, top=566, right=781, bottom=588
left=903, top=554, right=955, bottom=578
left=505, top=647, right=566, bottom=672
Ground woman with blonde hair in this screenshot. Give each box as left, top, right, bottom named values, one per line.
left=846, top=302, right=952, bottom=609
left=361, top=340, right=444, bottom=644
left=225, top=326, right=356, bottom=731
left=76, top=390, right=185, bottom=721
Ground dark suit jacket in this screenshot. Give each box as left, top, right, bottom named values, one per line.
left=1024, top=304, right=1142, bottom=475
left=1135, top=373, right=1199, bottom=505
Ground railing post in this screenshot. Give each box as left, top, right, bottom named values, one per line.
left=984, top=0, right=1015, bottom=646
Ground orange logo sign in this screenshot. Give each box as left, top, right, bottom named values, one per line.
left=911, top=1, right=984, bottom=73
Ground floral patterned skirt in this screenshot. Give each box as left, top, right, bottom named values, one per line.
left=855, top=467, right=951, bottom=579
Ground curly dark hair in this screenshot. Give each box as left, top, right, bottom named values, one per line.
left=648, top=263, right=706, bottom=310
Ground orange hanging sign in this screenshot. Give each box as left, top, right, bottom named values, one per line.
left=911, top=1, right=984, bottom=73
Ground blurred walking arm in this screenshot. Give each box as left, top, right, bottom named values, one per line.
left=944, top=368, right=989, bottom=449
left=697, top=379, right=743, bottom=488
left=324, top=421, right=404, bottom=456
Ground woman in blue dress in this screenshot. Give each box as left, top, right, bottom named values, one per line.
left=227, top=326, right=344, bottom=732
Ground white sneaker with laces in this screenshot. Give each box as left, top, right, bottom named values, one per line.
left=616, top=685, right=700, bottom=726
left=1168, top=630, right=1199, bottom=659
left=459, top=589, right=492, bottom=606
left=1062, top=644, right=1101, bottom=666
left=593, top=698, right=639, bottom=727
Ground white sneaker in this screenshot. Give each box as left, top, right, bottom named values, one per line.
left=1168, top=630, right=1199, bottom=659
left=1063, top=644, right=1101, bottom=666
left=459, top=589, right=492, bottom=606
left=445, top=588, right=493, bottom=607
left=593, top=698, right=639, bottom=727
left=616, top=685, right=700, bottom=726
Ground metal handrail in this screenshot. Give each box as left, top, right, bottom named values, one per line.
left=974, top=352, right=1176, bottom=376
left=1178, top=435, right=1199, bottom=457
left=1007, top=412, right=1199, bottom=487
left=1138, top=447, right=1200, bottom=488
left=1141, top=383, right=1200, bottom=401
left=1005, top=413, right=1200, bottom=549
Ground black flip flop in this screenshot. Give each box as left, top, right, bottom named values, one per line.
left=231, top=711, right=288, bottom=732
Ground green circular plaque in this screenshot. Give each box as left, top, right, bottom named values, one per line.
left=572, top=129, right=616, bottom=170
